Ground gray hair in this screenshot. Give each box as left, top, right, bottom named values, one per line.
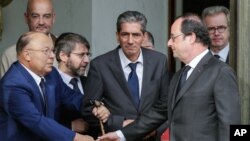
left=202, top=6, right=230, bottom=26
left=116, top=11, right=147, bottom=33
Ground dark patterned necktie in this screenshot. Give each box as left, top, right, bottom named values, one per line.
left=177, top=65, right=191, bottom=92
left=70, top=78, right=81, bottom=93
left=39, top=78, right=47, bottom=114
left=128, top=63, right=140, bottom=108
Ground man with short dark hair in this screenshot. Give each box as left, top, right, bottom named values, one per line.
left=81, top=11, right=169, bottom=140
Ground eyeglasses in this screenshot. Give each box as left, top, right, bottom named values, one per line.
left=170, top=33, right=184, bottom=42
left=207, top=26, right=227, bottom=34
left=71, top=52, right=92, bottom=59
left=26, top=48, right=54, bottom=56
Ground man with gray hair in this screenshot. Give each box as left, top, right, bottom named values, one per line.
left=202, top=6, right=230, bottom=63
left=81, top=11, right=169, bottom=140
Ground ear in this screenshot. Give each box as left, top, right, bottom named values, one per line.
left=23, top=50, right=31, bottom=62
left=115, top=32, right=120, bottom=43
left=59, top=51, right=69, bottom=62
left=189, top=32, right=197, bottom=44
left=52, top=13, right=56, bottom=24
left=24, top=12, right=29, bottom=24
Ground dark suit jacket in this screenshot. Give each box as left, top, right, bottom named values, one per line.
left=121, top=52, right=241, bottom=141
left=81, top=47, right=169, bottom=139
left=0, top=61, right=83, bottom=141
left=59, top=76, right=87, bottom=129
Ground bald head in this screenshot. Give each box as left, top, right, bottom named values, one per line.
left=16, top=32, right=51, bottom=56
left=25, top=0, right=55, bottom=34
left=17, top=31, right=54, bottom=76
left=27, top=0, right=54, bottom=12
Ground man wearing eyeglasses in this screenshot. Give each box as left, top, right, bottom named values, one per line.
left=54, top=32, right=101, bottom=134
left=202, top=6, right=230, bottom=63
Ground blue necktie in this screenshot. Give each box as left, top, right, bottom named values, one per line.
left=128, top=63, right=140, bottom=108
left=39, top=78, right=47, bottom=114
left=70, top=78, right=81, bottom=93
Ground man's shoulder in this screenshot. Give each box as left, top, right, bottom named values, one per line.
left=92, top=48, right=118, bottom=62
left=3, top=44, right=16, bottom=54
left=1, top=44, right=17, bottom=62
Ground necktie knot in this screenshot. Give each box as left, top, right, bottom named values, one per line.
left=128, top=63, right=138, bottom=71
left=182, top=65, right=191, bottom=76
left=70, top=78, right=81, bottom=93
left=177, top=65, right=191, bottom=93
left=40, top=78, right=45, bottom=88
left=70, top=78, right=78, bottom=86
left=214, top=54, right=220, bottom=59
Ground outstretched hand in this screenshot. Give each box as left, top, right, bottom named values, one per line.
left=96, top=132, right=121, bottom=141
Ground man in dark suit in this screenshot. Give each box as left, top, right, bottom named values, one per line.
left=55, top=32, right=106, bottom=134
left=97, top=13, right=240, bottom=141
left=0, top=32, right=109, bottom=141
left=81, top=11, right=169, bottom=140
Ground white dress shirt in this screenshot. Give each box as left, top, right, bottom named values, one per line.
left=118, top=48, right=143, bottom=97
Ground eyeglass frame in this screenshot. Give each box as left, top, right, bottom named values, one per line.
left=25, top=48, right=54, bottom=56
left=71, top=52, right=92, bottom=59
left=207, top=25, right=228, bottom=34
left=169, top=33, right=184, bottom=42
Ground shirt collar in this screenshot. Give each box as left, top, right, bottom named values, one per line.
left=21, top=63, right=44, bottom=85
left=57, top=69, right=80, bottom=85
left=210, top=43, right=229, bottom=62
left=187, top=49, right=209, bottom=69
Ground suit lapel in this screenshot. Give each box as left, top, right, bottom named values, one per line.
left=173, top=52, right=213, bottom=107
left=139, top=49, right=153, bottom=111
left=80, top=76, right=87, bottom=90
left=16, top=62, right=46, bottom=114
left=44, top=78, right=57, bottom=117
left=169, top=70, right=182, bottom=110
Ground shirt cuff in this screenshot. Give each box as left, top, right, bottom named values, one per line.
left=116, top=130, right=126, bottom=141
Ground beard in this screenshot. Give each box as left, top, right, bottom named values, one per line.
left=66, top=59, right=85, bottom=76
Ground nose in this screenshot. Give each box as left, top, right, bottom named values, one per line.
left=214, top=29, right=220, bottom=35
left=167, top=38, right=172, bottom=48
left=82, top=55, right=90, bottom=63
left=49, top=50, right=55, bottom=58
left=128, top=34, right=134, bottom=44
left=39, top=17, right=44, bottom=25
